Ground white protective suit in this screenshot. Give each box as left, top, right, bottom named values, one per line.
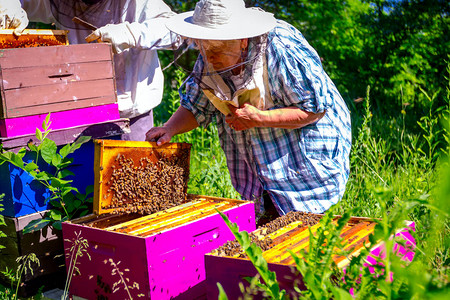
left=20, top=0, right=177, bottom=120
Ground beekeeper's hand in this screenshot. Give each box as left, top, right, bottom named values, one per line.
left=0, top=0, right=29, bottom=36
left=85, top=22, right=136, bottom=54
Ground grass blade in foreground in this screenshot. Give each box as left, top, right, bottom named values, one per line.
left=216, top=209, right=286, bottom=299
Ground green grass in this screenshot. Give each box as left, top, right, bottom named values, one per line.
left=154, top=64, right=450, bottom=298
left=1, top=60, right=448, bottom=299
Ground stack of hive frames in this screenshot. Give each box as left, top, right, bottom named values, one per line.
left=62, top=139, right=256, bottom=299
left=93, top=139, right=191, bottom=215
left=206, top=213, right=415, bottom=299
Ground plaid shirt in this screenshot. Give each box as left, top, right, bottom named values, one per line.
left=180, top=20, right=352, bottom=215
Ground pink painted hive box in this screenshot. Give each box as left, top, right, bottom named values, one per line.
left=0, top=33, right=120, bottom=137
left=61, top=140, right=256, bottom=299
left=205, top=214, right=416, bottom=299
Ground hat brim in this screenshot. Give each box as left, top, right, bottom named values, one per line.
left=166, top=10, right=277, bottom=40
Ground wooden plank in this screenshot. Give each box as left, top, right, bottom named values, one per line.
left=0, top=118, right=130, bottom=152
left=1, top=61, right=114, bottom=90
left=0, top=103, right=120, bottom=137
left=0, top=43, right=112, bottom=68
left=3, top=80, right=116, bottom=118
left=0, top=64, right=5, bottom=117
left=5, top=96, right=116, bottom=119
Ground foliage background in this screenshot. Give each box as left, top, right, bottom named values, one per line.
left=155, top=0, right=449, bottom=298
left=1, top=0, right=448, bottom=298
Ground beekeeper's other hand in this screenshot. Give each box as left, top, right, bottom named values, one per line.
left=0, top=0, right=29, bottom=36
left=85, top=22, right=136, bottom=54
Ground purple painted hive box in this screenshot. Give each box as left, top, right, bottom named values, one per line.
left=205, top=214, right=416, bottom=299
left=61, top=140, right=256, bottom=300
left=0, top=38, right=120, bottom=138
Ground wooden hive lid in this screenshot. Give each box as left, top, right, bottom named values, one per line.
left=93, top=139, right=192, bottom=215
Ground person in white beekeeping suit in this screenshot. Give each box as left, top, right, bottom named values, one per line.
left=0, top=0, right=180, bottom=141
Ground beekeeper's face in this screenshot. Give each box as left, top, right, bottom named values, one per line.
left=195, top=39, right=248, bottom=72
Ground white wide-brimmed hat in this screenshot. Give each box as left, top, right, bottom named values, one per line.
left=166, top=0, right=277, bottom=40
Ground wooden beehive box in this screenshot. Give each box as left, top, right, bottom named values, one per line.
left=0, top=210, right=65, bottom=297
left=0, top=30, right=120, bottom=137
left=205, top=213, right=416, bottom=299
left=61, top=139, right=256, bottom=300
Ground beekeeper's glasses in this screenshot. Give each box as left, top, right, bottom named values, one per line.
left=192, top=39, right=247, bottom=72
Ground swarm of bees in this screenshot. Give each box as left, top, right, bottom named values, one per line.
left=262, top=211, right=322, bottom=236
left=212, top=211, right=322, bottom=257
left=103, top=150, right=190, bottom=215
left=0, top=39, right=66, bottom=48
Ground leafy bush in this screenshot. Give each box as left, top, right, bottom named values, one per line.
left=0, top=114, right=93, bottom=232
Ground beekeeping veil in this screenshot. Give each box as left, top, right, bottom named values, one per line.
left=166, top=0, right=277, bottom=115
left=48, top=0, right=126, bottom=29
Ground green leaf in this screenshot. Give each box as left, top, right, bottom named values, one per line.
left=43, top=113, right=51, bottom=131
left=74, top=135, right=91, bottom=146
left=11, top=153, right=25, bottom=168
left=73, top=199, right=82, bottom=208
left=50, top=177, right=72, bottom=188
left=23, top=218, right=51, bottom=234
left=52, top=221, right=62, bottom=231
left=27, top=141, right=38, bottom=152
left=85, top=185, right=94, bottom=195
left=59, top=144, right=71, bottom=158
left=35, top=128, right=43, bottom=141
left=17, top=147, right=27, bottom=159
left=217, top=283, right=228, bottom=300
left=50, top=210, right=62, bottom=221
left=79, top=209, right=89, bottom=217
left=24, top=162, right=39, bottom=173
left=58, top=169, right=75, bottom=179
left=51, top=154, right=62, bottom=167
left=35, top=171, right=51, bottom=181
left=49, top=200, right=62, bottom=208
left=75, top=192, right=86, bottom=201
left=0, top=152, right=24, bottom=169
left=40, top=139, right=57, bottom=164
left=58, top=158, right=74, bottom=169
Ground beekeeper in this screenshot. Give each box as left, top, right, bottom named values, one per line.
left=145, top=0, right=352, bottom=225
left=0, top=0, right=179, bottom=141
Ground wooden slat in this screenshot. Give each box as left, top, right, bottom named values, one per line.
left=3, top=80, right=116, bottom=118
left=263, top=223, right=322, bottom=263
left=4, top=96, right=116, bottom=119
left=0, top=43, right=112, bottom=68
left=0, top=66, right=6, bottom=117
left=1, top=61, right=114, bottom=90
left=0, top=118, right=130, bottom=152
left=130, top=202, right=233, bottom=236
left=105, top=200, right=205, bottom=231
